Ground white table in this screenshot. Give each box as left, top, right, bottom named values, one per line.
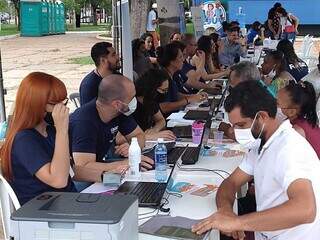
left=83, top=139, right=244, bottom=240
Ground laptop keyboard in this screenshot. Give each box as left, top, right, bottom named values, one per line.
left=130, top=182, right=167, bottom=204
left=181, top=147, right=201, bottom=164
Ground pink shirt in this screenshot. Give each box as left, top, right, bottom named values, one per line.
left=292, top=118, right=320, bottom=159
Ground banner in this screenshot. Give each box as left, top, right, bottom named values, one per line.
left=202, top=0, right=226, bottom=31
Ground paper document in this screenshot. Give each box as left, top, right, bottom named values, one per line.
left=139, top=216, right=209, bottom=240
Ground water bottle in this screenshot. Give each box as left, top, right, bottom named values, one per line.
left=155, top=138, right=167, bottom=182
left=0, top=121, right=7, bottom=140
left=128, top=137, right=141, bottom=179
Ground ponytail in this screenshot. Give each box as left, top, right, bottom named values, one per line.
left=286, top=81, right=318, bottom=127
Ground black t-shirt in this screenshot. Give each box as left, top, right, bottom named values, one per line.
left=133, top=55, right=154, bottom=78
left=69, top=100, right=138, bottom=162
left=286, top=60, right=309, bottom=82
left=133, top=100, right=159, bottom=131
left=11, top=125, right=76, bottom=205
left=173, top=63, right=195, bottom=95
left=79, top=71, right=103, bottom=106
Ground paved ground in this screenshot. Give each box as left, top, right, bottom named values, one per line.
left=1, top=33, right=104, bottom=115
left=0, top=34, right=320, bottom=239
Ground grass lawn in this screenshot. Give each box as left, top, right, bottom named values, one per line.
left=0, top=24, right=19, bottom=36
left=68, top=56, right=94, bottom=65
left=66, top=23, right=111, bottom=32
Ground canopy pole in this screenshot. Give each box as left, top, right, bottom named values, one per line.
left=0, top=49, right=6, bottom=122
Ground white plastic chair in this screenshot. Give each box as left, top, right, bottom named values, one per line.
left=0, top=174, right=20, bottom=240
left=297, top=36, right=314, bottom=59
left=297, top=35, right=310, bottom=57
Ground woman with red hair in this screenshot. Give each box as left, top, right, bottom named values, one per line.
left=0, top=72, right=76, bottom=205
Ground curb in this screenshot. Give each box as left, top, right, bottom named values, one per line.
left=96, top=34, right=112, bottom=41
left=0, top=34, right=20, bottom=41
left=66, top=31, right=107, bottom=34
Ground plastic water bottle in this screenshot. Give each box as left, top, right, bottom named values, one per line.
left=155, top=138, right=167, bottom=182
left=0, top=121, right=7, bottom=140
left=128, top=137, right=141, bottom=179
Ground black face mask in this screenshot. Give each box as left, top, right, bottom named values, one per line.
left=44, top=112, right=54, bottom=125
left=156, top=92, right=167, bottom=102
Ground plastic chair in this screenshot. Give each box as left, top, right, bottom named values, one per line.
left=297, top=36, right=314, bottom=59
left=69, top=92, right=80, bottom=109
left=0, top=174, right=20, bottom=240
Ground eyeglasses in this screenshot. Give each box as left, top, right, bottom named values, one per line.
left=48, top=98, right=69, bottom=106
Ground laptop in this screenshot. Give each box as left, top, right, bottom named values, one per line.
left=143, top=128, right=205, bottom=166
left=114, top=158, right=182, bottom=208
left=183, top=110, right=209, bottom=121
left=142, top=142, right=187, bottom=165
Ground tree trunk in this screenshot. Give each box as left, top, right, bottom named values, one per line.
left=92, top=6, right=98, bottom=26
left=12, top=0, right=20, bottom=30
left=130, top=0, right=152, bottom=39
left=76, top=13, right=81, bottom=28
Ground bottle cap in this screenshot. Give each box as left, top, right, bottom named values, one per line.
left=158, top=138, right=164, bottom=143
left=132, top=137, right=138, bottom=142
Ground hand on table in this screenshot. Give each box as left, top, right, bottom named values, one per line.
left=114, top=143, right=129, bottom=157
left=187, top=94, right=207, bottom=104
left=146, top=130, right=176, bottom=141
left=140, top=155, right=154, bottom=171
left=110, top=160, right=129, bottom=175
left=192, top=210, right=245, bottom=239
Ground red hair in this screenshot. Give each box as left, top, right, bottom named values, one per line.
left=0, top=72, right=67, bottom=180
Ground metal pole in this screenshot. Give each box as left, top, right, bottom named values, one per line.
left=112, top=0, right=119, bottom=53
left=0, top=49, right=7, bottom=122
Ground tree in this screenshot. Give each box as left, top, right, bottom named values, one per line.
left=11, top=0, right=20, bottom=28
left=0, top=0, right=7, bottom=12
left=129, top=0, right=152, bottom=39
left=89, top=0, right=99, bottom=26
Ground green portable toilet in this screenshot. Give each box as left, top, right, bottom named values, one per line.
left=41, top=0, right=49, bottom=35
left=54, top=2, right=60, bottom=33
left=20, top=0, right=43, bottom=36
left=48, top=1, right=54, bottom=34
left=60, top=3, right=65, bottom=33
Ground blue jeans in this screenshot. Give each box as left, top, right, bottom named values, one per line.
left=281, top=32, right=296, bottom=43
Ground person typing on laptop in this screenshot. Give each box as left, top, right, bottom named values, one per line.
left=70, top=74, right=154, bottom=183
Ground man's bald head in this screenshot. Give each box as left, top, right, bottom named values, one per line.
left=98, top=74, right=135, bottom=103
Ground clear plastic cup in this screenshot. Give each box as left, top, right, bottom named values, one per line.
left=214, top=131, right=224, bottom=143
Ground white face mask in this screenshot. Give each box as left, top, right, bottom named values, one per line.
left=266, top=68, right=276, bottom=79
left=234, top=113, right=265, bottom=149
left=122, top=97, right=137, bottom=116
left=276, top=107, right=288, bottom=122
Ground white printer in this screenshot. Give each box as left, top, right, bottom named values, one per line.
left=10, top=192, right=138, bottom=240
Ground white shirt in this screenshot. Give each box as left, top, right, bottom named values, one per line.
left=147, top=10, right=157, bottom=31
left=239, top=120, right=320, bottom=240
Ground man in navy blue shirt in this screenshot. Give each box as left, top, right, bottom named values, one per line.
left=79, top=42, right=121, bottom=105
left=71, top=74, right=153, bottom=182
